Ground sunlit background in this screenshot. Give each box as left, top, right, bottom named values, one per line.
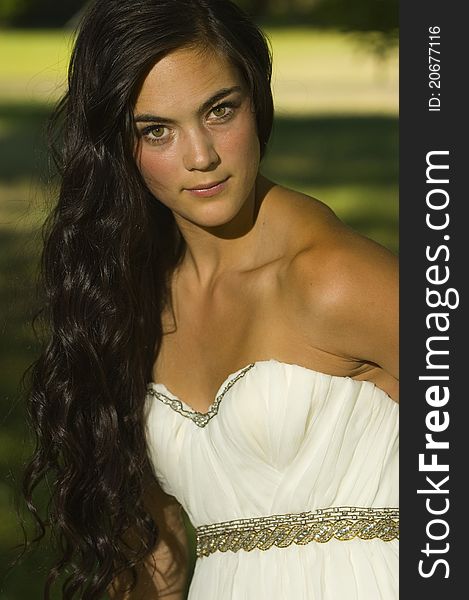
left=0, top=1, right=397, bottom=598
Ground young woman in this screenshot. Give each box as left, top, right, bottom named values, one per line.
left=24, top=1, right=398, bottom=598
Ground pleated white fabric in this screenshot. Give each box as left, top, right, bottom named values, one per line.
left=145, top=360, right=399, bottom=599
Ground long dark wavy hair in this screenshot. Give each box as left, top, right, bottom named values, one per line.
left=22, top=0, right=273, bottom=598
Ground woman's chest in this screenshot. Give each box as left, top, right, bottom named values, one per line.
left=151, top=266, right=392, bottom=411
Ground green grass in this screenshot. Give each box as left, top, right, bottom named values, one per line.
left=0, top=28, right=398, bottom=112
left=270, top=29, right=398, bottom=115
left=262, top=113, right=398, bottom=252
left=0, top=30, right=72, bottom=102
left=0, top=28, right=398, bottom=599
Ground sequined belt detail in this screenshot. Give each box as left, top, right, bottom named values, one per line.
left=196, top=506, right=399, bottom=557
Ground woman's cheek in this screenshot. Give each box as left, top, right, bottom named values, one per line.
left=219, top=118, right=260, bottom=161
left=138, top=150, right=176, bottom=191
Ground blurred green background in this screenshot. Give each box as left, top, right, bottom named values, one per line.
left=0, top=1, right=398, bottom=598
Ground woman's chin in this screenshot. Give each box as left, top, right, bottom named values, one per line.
left=179, top=201, right=246, bottom=230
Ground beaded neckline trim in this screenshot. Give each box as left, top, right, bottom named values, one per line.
left=196, top=506, right=399, bottom=557
left=146, top=363, right=255, bottom=427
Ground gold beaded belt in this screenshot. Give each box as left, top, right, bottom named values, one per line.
left=196, top=506, right=399, bottom=557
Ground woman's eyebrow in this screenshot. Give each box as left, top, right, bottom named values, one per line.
left=134, top=85, right=242, bottom=124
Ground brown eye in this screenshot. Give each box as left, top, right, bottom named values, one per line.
left=149, top=126, right=165, bottom=138
left=140, top=124, right=170, bottom=145
left=212, top=106, right=227, bottom=117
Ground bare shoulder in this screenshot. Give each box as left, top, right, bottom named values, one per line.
left=259, top=181, right=341, bottom=255
left=286, top=195, right=398, bottom=305
left=264, top=182, right=398, bottom=384
left=263, top=182, right=397, bottom=278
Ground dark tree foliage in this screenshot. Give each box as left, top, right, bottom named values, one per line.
left=237, top=0, right=397, bottom=36
left=2, top=0, right=397, bottom=35
left=311, top=0, right=398, bottom=35
left=0, top=0, right=85, bottom=27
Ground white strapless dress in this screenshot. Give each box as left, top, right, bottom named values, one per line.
left=145, top=360, right=399, bottom=599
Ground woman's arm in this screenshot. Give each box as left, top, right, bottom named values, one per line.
left=108, top=479, right=189, bottom=599
left=285, top=209, right=399, bottom=400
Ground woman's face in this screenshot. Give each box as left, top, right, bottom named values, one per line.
left=133, top=46, right=260, bottom=229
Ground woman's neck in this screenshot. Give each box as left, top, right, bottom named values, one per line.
left=173, top=177, right=271, bottom=288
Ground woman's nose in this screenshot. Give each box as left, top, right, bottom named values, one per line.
left=182, top=128, right=220, bottom=171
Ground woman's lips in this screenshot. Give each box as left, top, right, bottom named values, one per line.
left=185, top=177, right=229, bottom=198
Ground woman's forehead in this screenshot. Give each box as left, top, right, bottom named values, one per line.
left=134, top=47, right=245, bottom=116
